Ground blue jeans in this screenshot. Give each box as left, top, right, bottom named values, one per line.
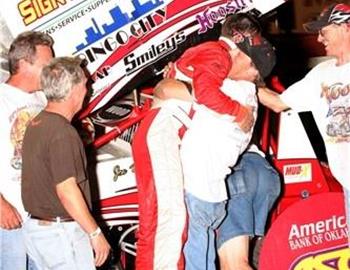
left=0, top=226, right=37, bottom=270
left=217, top=152, right=281, bottom=248
left=23, top=219, right=95, bottom=270
left=184, top=192, right=226, bottom=270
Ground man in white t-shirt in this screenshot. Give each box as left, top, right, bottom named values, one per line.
left=158, top=13, right=276, bottom=269
left=259, top=3, right=350, bottom=244
left=0, top=31, right=54, bottom=269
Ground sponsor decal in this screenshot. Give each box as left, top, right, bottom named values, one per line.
left=75, top=7, right=167, bottom=65
left=75, top=1, right=168, bottom=56
left=18, top=0, right=68, bottom=25
left=196, top=0, right=253, bottom=33
left=288, top=215, right=348, bottom=250
left=93, top=65, right=111, bottom=81
left=283, top=163, right=312, bottom=183
left=124, top=31, right=186, bottom=75
left=259, top=193, right=349, bottom=270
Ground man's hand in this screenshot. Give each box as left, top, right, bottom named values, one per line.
left=0, top=195, right=23, bottom=229
left=163, top=62, right=175, bottom=78
left=56, top=178, right=111, bottom=267
left=90, top=233, right=111, bottom=267
left=236, top=105, right=254, bottom=133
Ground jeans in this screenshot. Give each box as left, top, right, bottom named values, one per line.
left=0, top=225, right=38, bottom=270
left=23, top=219, right=95, bottom=270
left=217, top=152, right=281, bottom=248
left=184, top=192, right=226, bottom=270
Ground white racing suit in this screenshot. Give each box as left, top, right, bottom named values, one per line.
left=132, top=99, right=192, bottom=270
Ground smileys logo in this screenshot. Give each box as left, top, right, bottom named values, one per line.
left=18, top=0, right=68, bottom=26
left=291, top=246, right=350, bottom=270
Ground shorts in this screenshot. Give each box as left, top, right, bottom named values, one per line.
left=217, top=152, right=281, bottom=249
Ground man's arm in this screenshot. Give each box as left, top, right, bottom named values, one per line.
left=56, top=177, right=110, bottom=267
left=187, top=69, right=255, bottom=133
left=258, top=87, right=290, bottom=113
left=0, top=114, right=23, bottom=230
left=163, top=56, right=254, bottom=132
left=0, top=194, right=22, bottom=229
left=171, top=44, right=248, bottom=116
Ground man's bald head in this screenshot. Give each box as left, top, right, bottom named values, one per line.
left=154, top=78, right=193, bottom=101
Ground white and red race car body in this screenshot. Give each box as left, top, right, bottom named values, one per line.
left=4, top=2, right=347, bottom=269
left=0, top=0, right=286, bottom=225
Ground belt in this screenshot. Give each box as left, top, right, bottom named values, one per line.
left=30, top=215, right=74, bottom=223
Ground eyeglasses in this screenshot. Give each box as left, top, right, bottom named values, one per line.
left=318, top=29, right=325, bottom=37
left=318, top=24, right=342, bottom=37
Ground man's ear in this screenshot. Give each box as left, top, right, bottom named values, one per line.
left=65, top=84, right=77, bottom=103
left=17, top=58, right=30, bottom=73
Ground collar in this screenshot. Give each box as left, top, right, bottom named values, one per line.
left=219, top=36, right=238, bottom=50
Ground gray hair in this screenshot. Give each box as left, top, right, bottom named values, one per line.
left=8, top=31, right=54, bottom=75
left=40, top=57, right=85, bottom=102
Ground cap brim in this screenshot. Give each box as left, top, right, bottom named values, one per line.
left=237, top=37, right=276, bottom=78
left=251, top=48, right=276, bottom=78
left=303, top=20, right=329, bottom=32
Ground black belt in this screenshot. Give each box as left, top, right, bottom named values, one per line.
left=30, top=215, right=74, bottom=222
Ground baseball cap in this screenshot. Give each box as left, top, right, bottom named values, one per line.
left=232, top=30, right=276, bottom=78
left=303, top=3, right=350, bottom=32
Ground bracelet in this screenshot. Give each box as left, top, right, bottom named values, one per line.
left=89, top=227, right=101, bottom=239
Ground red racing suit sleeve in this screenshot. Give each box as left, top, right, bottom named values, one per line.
left=175, top=41, right=246, bottom=119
